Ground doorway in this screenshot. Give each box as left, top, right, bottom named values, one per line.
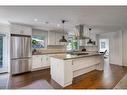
left=99, top=39, right=109, bottom=64
left=99, top=39, right=109, bottom=55
left=0, top=34, right=8, bottom=73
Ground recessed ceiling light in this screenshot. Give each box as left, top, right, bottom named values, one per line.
left=57, top=24, right=60, bottom=27
left=34, top=18, right=38, bottom=22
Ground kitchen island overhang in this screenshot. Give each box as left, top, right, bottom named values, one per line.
left=50, top=53, right=104, bottom=87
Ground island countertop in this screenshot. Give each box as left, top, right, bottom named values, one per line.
left=50, top=52, right=103, bottom=60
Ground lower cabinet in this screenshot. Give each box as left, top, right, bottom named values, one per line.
left=31, top=55, right=50, bottom=71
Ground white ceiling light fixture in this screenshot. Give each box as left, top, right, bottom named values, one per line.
left=57, top=24, right=60, bottom=27
left=34, top=18, right=38, bottom=22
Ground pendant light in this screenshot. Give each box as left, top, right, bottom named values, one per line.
left=59, top=20, right=67, bottom=42
left=87, top=27, right=93, bottom=44
left=87, top=27, right=96, bottom=45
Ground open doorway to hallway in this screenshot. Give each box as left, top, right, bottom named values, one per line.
left=99, top=39, right=109, bottom=64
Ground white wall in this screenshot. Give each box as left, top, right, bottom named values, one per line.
left=99, top=31, right=123, bottom=66
left=0, top=24, right=10, bottom=73
left=122, top=30, right=127, bottom=66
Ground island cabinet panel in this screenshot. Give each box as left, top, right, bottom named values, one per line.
left=50, top=55, right=104, bottom=87
left=50, top=58, right=73, bottom=87
left=72, top=56, right=102, bottom=71
left=64, top=60, right=73, bottom=85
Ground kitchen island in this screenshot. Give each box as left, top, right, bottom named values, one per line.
left=50, top=52, right=104, bottom=87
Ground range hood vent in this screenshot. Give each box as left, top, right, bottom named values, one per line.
left=75, top=24, right=90, bottom=40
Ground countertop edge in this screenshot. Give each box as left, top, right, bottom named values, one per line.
left=51, top=54, right=103, bottom=60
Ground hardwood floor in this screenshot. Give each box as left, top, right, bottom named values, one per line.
left=66, top=64, right=127, bottom=89
left=8, top=62, right=127, bottom=89
left=9, top=69, right=62, bottom=89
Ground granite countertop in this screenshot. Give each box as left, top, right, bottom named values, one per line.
left=32, top=51, right=98, bottom=55
left=50, top=53, right=103, bottom=60
left=32, top=51, right=67, bottom=55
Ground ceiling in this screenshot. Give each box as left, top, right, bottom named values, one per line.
left=0, top=6, right=127, bottom=32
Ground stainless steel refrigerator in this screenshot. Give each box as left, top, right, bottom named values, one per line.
left=11, top=34, right=32, bottom=75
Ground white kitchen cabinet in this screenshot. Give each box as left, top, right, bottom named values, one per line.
left=10, top=24, right=32, bottom=35
left=79, top=33, right=97, bottom=46
left=72, top=56, right=101, bottom=71
left=32, top=55, right=42, bottom=70
left=48, top=31, right=56, bottom=45
left=48, top=31, right=65, bottom=45
left=32, top=55, right=50, bottom=71
left=50, top=57, right=73, bottom=87
left=42, top=55, right=50, bottom=67
left=56, top=32, right=64, bottom=45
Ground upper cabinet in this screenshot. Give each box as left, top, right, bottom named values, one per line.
left=10, top=24, right=32, bottom=36
left=79, top=33, right=97, bottom=46
left=48, top=31, right=65, bottom=45
left=55, top=32, right=65, bottom=45
left=48, top=31, right=56, bottom=45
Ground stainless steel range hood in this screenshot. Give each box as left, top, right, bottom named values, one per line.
left=75, top=24, right=90, bottom=40
left=75, top=24, right=96, bottom=46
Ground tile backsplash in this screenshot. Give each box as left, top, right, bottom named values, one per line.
left=47, top=45, right=65, bottom=50
left=79, top=46, right=98, bottom=52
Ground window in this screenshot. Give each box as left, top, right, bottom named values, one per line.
left=32, top=35, right=46, bottom=49
left=67, top=36, right=78, bottom=51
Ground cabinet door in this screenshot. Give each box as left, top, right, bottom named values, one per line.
left=32, top=55, right=42, bottom=69
left=45, top=55, right=50, bottom=66
left=11, top=24, right=21, bottom=34
left=48, top=31, right=56, bottom=45
left=20, top=26, right=32, bottom=36
left=11, top=24, right=32, bottom=35
left=56, top=32, right=64, bottom=45
left=42, top=55, right=50, bottom=67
